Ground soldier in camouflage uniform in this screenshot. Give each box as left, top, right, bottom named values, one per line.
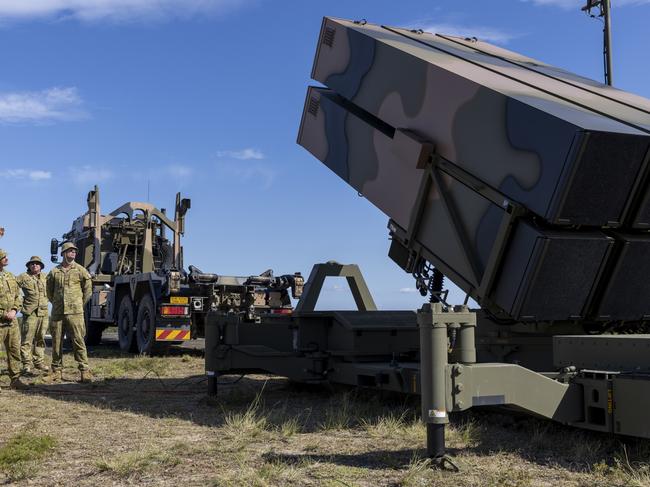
left=46, top=242, right=93, bottom=382
left=16, top=256, right=50, bottom=375
left=0, top=249, right=30, bottom=390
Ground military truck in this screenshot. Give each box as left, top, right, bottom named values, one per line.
left=207, top=17, right=650, bottom=462
left=52, top=187, right=304, bottom=354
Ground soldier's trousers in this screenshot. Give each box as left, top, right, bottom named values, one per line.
left=50, top=314, right=89, bottom=371
left=0, top=320, right=22, bottom=380
left=20, top=313, right=48, bottom=369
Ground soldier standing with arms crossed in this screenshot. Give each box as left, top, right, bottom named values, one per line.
left=0, top=249, right=29, bottom=390
left=47, top=242, right=93, bottom=382
left=17, top=256, right=50, bottom=375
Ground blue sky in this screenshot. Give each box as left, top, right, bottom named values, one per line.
left=1, top=0, right=649, bottom=310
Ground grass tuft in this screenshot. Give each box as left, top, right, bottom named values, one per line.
left=0, top=432, right=57, bottom=480
left=279, top=416, right=302, bottom=438
left=447, top=418, right=481, bottom=448
left=257, top=458, right=302, bottom=484
left=361, top=410, right=424, bottom=445
left=222, top=388, right=268, bottom=442
left=399, top=454, right=434, bottom=487
left=96, top=447, right=180, bottom=478
left=211, top=452, right=305, bottom=487
left=610, top=445, right=650, bottom=487
left=485, top=468, right=532, bottom=487
left=319, top=393, right=352, bottom=431
left=92, top=355, right=171, bottom=379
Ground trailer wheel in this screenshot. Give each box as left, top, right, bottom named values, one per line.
left=136, top=294, right=167, bottom=355
left=117, top=294, right=137, bottom=353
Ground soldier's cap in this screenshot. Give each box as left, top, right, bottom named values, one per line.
left=0, top=249, right=6, bottom=261
left=60, top=242, right=79, bottom=255
left=26, top=256, right=45, bottom=269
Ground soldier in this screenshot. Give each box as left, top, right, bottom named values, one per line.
left=46, top=242, right=93, bottom=382
left=16, top=256, right=50, bottom=375
left=0, top=249, right=29, bottom=390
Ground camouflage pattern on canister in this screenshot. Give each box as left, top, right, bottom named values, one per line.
left=298, top=17, right=650, bottom=322
left=307, top=17, right=650, bottom=227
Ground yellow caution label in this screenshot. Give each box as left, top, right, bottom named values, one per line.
left=170, top=296, right=189, bottom=304
left=155, top=329, right=191, bottom=341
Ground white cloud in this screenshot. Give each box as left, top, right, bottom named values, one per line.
left=28, top=170, right=52, bottom=181
left=215, top=161, right=274, bottom=189
left=0, top=169, right=52, bottom=181
left=69, top=165, right=113, bottom=185
left=165, top=164, right=193, bottom=178
left=399, top=287, right=418, bottom=294
left=524, top=0, right=648, bottom=8
left=214, top=148, right=272, bottom=188
left=423, top=23, right=516, bottom=44
left=0, top=0, right=245, bottom=23
left=216, top=148, right=265, bottom=160
left=0, top=87, right=86, bottom=124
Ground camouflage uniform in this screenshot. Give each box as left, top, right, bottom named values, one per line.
left=0, top=269, right=23, bottom=381
left=17, top=269, right=49, bottom=371
left=46, top=261, right=92, bottom=372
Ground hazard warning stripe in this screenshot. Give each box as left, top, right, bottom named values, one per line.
left=155, top=329, right=191, bottom=341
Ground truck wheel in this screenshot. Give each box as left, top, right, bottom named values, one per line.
left=117, top=294, right=137, bottom=353
left=85, top=321, right=104, bottom=346
left=136, top=294, right=167, bottom=355
left=84, top=302, right=104, bottom=346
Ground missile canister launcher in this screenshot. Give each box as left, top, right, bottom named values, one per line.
left=298, top=17, right=650, bottom=325
left=208, top=17, right=650, bottom=461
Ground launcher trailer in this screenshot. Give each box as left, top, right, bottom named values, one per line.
left=207, top=17, right=650, bottom=462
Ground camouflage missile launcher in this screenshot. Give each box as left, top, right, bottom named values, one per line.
left=209, top=17, right=650, bottom=459
left=298, top=17, right=650, bottom=325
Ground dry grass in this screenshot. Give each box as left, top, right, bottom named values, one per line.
left=96, top=446, right=181, bottom=478
left=0, top=430, right=56, bottom=481
left=0, top=344, right=647, bottom=486
left=90, top=352, right=172, bottom=379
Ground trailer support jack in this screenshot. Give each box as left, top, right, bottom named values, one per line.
left=418, top=302, right=475, bottom=471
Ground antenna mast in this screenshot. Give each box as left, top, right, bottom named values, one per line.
left=582, top=0, right=613, bottom=86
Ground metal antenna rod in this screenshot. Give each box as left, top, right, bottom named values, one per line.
left=582, top=0, right=613, bottom=86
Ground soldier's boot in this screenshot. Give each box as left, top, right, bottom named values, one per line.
left=80, top=370, right=93, bottom=384
left=34, top=363, right=50, bottom=373
left=21, top=367, right=37, bottom=378
left=45, top=370, right=63, bottom=383
left=10, top=378, right=30, bottom=390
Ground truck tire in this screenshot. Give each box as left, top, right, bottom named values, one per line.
left=117, top=294, right=137, bottom=353
left=85, top=321, right=104, bottom=346
left=136, top=294, right=168, bottom=355
left=84, top=302, right=104, bottom=346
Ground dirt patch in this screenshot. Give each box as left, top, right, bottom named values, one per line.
left=0, top=346, right=647, bottom=486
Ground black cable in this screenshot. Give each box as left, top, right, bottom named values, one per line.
left=217, top=374, right=246, bottom=386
